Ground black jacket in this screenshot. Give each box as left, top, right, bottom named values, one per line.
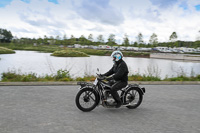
left=103, top=59, right=129, bottom=82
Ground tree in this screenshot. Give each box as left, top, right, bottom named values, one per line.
left=133, top=42, right=138, bottom=47
left=88, top=34, right=93, bottom=42
left=136, top=33, right=144, bottom=45
left=107, top=34, right=116, bottom=46
left=43, top=35, right=49, bottom=44
left=68, top=35, right=76, bottom=45
left=169, top=32, right=178, bottom=42
left=62, top=34, right=68, bottom=45
left=0, top=28, right=13, bottom=43
left=37, top=37, right=43, bottom=45
left=97, top=34, right=104, bottom=45
left=63, top=34, right=67, bottom=40
left=122, top=33, right=130, bottom=46
left=149, top=33, right=158, bottom=46
left=79, top=35, right=87, bottom=45
left=87, top=34, right=93, bottom=45
left=196, top=30, right=200, bottom=41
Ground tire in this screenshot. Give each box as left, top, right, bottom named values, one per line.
left=75, top=88, right=98, bottom=112
left=124, top=87, right=143, bottom=109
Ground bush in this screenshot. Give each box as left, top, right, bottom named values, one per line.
left=1, top=69, right=73, bottom=82
left=54, top=69, right=72, bottom=80
left=21, top=73, right=37, bottom=82
left=197, top=75, right=200, bottom=80
left=1, top=71, right=37, bottom=82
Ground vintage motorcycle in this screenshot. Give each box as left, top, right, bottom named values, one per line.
left=75, top=73, right=145, bottom=112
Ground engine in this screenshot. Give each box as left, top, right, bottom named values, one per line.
left=103, top=90, right=116, bottom=106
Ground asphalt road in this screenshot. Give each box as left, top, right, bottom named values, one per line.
left=0, top=85, right=200, bottom=133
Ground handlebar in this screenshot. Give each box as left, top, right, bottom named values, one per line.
left=96, top=74, right=106, bottom=80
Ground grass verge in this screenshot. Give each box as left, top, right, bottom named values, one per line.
left=1, top=70, right=200, bottom=82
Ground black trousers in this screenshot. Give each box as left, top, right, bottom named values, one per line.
left=110, top=81, right=127, bottom=103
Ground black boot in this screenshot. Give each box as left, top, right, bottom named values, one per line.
left=113, top=93, right=122, bottom=108
left=110, top=87, right=123, bottom=108
left=115, top=100, right=122, bottom=108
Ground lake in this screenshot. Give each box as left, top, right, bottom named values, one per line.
left=0, top=50, right=200, bottom=80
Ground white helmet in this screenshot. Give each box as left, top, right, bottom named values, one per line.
left=111, top=51, right=123, bottom=62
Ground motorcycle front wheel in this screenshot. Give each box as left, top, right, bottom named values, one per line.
left=75, top=88, right=98, bottom=112
left=124, top=88, right=143, bottom=109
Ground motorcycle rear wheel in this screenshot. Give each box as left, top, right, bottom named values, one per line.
left=124, top=88, right=143, bottom=109
left=75, top=88, right=98, bottom=112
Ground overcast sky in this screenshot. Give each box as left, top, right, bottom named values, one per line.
left=0, top=0, right=200, bottom=43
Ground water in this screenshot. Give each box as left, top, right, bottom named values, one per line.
left=0, top=50, right=200, bottom=80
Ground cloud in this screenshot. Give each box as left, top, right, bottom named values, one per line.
left=88, top=25, right=105, bottom=32
left=149, top=0, right=178, bottom=8
left=73, top=0, right=124, bottom=26
left=18, top=8, right=68, bottom=28
left=0, top=0, right=200, bottom=42
left=11, top=27, right=37, bottom=33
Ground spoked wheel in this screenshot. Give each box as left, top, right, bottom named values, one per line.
left=75, top=88, right=98, bottom=112
left=124, top=88, right=143, bottom=109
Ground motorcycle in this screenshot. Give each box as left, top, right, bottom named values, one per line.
left=75, top=71, right=145, bottom=112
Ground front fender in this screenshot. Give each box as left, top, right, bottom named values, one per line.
left=77, top=81, right=93, bottom=88
left=79, top=85, right=94, bottom=90
left=77, top=83, right=100, bottom=104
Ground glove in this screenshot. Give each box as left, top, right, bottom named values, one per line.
left=99, top=74, right=105, bottom=77
left=98, top=74, right=105, bottom=80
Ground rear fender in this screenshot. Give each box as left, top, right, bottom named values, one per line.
left=126, top=84, right=145, bottom=95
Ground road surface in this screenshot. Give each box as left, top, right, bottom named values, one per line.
left=0, top=85, right=200, bottom=133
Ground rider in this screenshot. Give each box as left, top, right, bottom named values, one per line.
left=102, top=51, right=129, bottom=108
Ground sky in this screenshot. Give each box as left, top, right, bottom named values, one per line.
left=0, top=0, right=200, bottom=44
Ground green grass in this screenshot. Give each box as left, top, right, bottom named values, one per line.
left=76, top=48, right=150, bottom=57
left=0, top=47, right=15, bottom=54
left=123, top=51, right=149, bottom=57
left=128, top=74, right=161, bottom=81
left=163, top=75, right=200, bottom=81
left=0, top=43, right=62, bottom=53
left=75, top=48, right=112, bottom=56
left=51, top=50, right=89, bottom=57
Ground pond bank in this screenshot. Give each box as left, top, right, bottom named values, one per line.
left=151, top=53, right=200, bottom=61
left=0, top=47, right=15, bottom=54
left=0, top=43, right=150, bottom=57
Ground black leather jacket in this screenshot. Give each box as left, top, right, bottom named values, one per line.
left=103, top=59, right=129, bottom=82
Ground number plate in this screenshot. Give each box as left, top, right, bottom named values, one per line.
left=93, top=78, right=98, bottom=85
